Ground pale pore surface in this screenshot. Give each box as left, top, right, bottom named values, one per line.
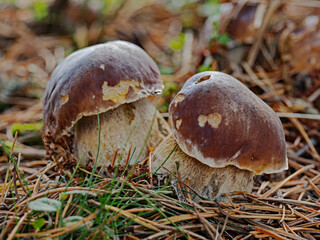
left=75, top=99, right=170, bottom=166
left=152, top=134, right=254, bottom=201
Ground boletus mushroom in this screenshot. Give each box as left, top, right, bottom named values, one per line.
left=43, top=40, right=170, bottom=167
left=152, top=71, right=288, bottom=201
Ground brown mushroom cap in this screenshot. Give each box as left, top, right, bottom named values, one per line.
left=169, top=71, right=287, bottom=175
left=223, top=4, right=257, bottom=44
left=43, top=40, right=162, bottom=136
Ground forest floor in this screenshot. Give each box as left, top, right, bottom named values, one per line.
left=0, top=0, right=320, bottom=239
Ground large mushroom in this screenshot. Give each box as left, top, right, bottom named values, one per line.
left=43, top=40, right=170, bottom=167
left=152, top=71, right=288, bottom=200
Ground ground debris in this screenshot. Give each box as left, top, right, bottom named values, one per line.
left=0, top=0, right=320, bottom=239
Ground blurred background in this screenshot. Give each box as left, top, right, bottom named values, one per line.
left=0, top=0, right=319, bottom=160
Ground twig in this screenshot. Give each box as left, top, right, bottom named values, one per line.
left=7, top=211, right=29, bottom=240
left=247, top=0, right=281, bottom=65
left=307, top=179, right=320, bottom=197
left=260, top=165, right=313, bottom=198
left=111, top=149, right=118, bottom=167
left=277, top=112, right=320, bottom=120
left=194, top=204, right=220, bottom=240
left=279, top=104, right=319, bottom=159
left=252, top=226, right=290, bottom=240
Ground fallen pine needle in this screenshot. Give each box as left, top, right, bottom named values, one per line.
left=260, top=165, right=313, bottom=198
left=252, top=226, right=290, bottom=240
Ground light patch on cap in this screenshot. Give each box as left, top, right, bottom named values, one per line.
left=176, top=119, right=182, bottom=130
left=60, top=94, right=69, bottom=105
left=174, top=94, right=185, bottom=107
left=102, top=80, right=143, bottom=103
left=195, top=74, right=211, bottom=84
left=198, top=113, right=222, bottom=128
left=100, top=64, right=105, bottom=70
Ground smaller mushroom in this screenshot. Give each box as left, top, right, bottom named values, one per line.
left=43, top=40, right=170, bottom=167
left=152, top=71, right=288, bottom=201
left=220, top=2, right=258, bottom=44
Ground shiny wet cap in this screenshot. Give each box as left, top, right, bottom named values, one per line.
left=169, top=71, right=288, bottom=175
left=43, top=40, right=162, bottom=136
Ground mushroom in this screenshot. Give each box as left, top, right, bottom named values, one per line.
left=220, top=3, right=258, bottom=44
left=152, top=71, right=288, bottom=201
left=43, top=40, right=170, bottom=167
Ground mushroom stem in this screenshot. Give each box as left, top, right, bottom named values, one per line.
left=75, top=99, right=170, bottom=167
left=152, top=134, right=254, bottom=201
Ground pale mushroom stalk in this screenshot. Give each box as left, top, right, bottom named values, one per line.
left=75, top=99, right=169, bottom=166
left=152, top=134, right=254, bottom=201
left=152, top=71, right=288, bottom=201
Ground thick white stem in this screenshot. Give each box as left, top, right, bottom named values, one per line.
left=75, top=99, right=170, bottom=167
left=152, top=134, right=254, bottom=201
